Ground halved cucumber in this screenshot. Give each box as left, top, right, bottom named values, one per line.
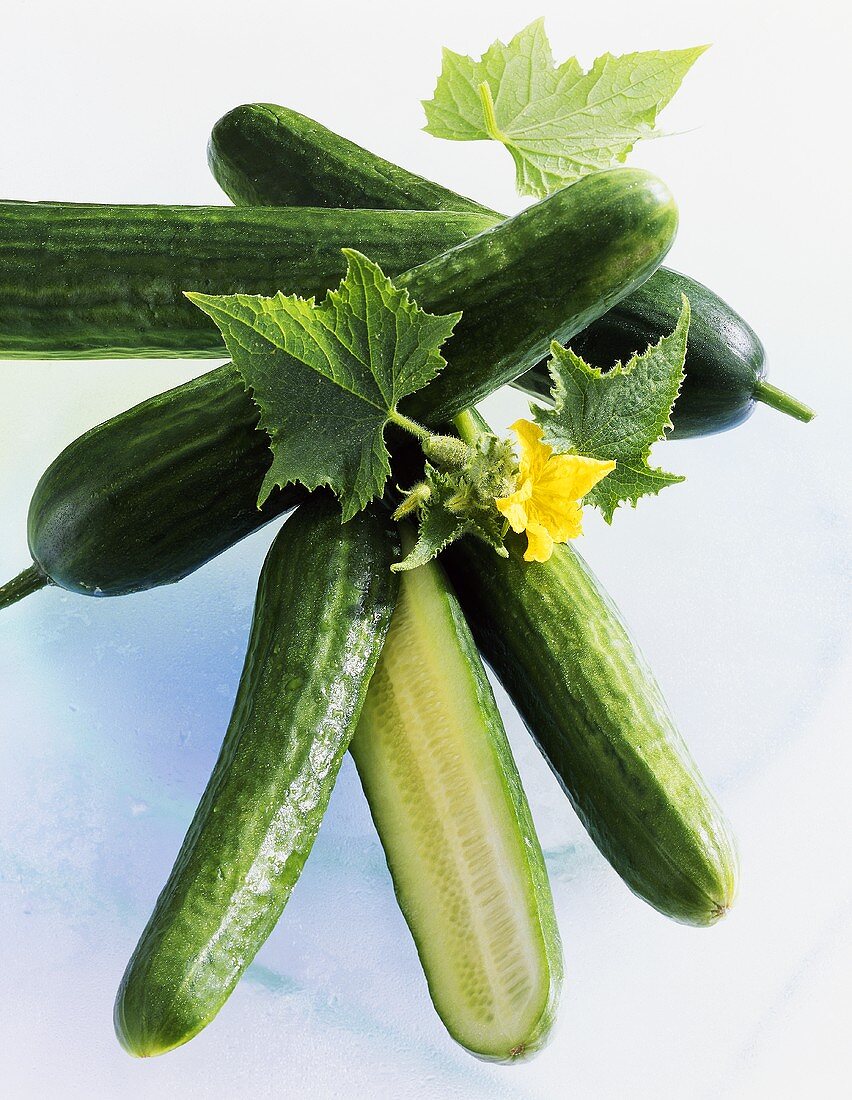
left=350, top=546, right=562, bottom=1061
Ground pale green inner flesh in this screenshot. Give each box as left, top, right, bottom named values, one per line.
left=351, top=563, right=551, bottom=1057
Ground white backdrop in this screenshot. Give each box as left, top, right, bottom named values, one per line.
left=1, top=2, right=849, bottom=1097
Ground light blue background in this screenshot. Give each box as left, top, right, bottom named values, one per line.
left=1, top=1, right=849, bottom=1096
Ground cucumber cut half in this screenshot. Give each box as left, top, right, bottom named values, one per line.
left=350, top=550, right=562, bottom=1061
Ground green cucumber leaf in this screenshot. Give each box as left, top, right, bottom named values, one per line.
left=393, top=462, right=508, bottom=572
left=534, top=296, right=690, bottom=521
left=188, top=251, right=460, bottom=520
left=423, top=18, right=706, bottom=197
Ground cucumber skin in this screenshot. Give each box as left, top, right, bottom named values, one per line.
left=211, top=104, right=679, bottom=422
left=28, top=364, right=305, bottom=596
left=0, top=202, right=497, bottom=359
left=398, top=169, right=677, bottom=423
left=443, top=529, right=738, bottom=927
left=20, top=168, right=674, bottom=598
left=209, top=103, right=491, bottom=216
left=350, top=554, right=561, bottom=1061
left=211, top=102, right=738, bottom=927
left=515, top=267, right=767, bottom=439
left=210, top=103, right=756, bottom=437
left=115, top=494, right=399, bottom=1057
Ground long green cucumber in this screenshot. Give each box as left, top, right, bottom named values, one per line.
left=2, top=169, right=676, bottom=606
left=397, top=168, right=675, bottom=422
left=515, top=267, right=814, bottom=436
left=0, top=202, right=496, bottom=359
left=441, top=410, right=738, bottom=926
left=350, top=544, right=561, bottom=1061
left=114, top=493, right=399, bottom=1057
left=209, top=103, right=812, bottom=433
left=17, top=364, right=306, bottom=599
left=209, top=102, right=490, bottom=215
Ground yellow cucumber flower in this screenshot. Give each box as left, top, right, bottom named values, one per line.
left=496, top=419, right=615, bottom=562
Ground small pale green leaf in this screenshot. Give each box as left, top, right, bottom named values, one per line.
left=424, top=19, right=707, bottom=197
left=188, top=251, right=460, bottom=521
left=535, top=296, right=690, bottom=521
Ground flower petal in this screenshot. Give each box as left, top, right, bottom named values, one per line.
left=538, top=453, right=616, bottom=502
left=529, top=497, right=584, bottom=543
left=496, top=425, right=616, bottom=562
left=495, top=478, right=532, bottom=533
left=510, top=418, right=551, bottom=480
left=523, top=522, right=554, bottom=562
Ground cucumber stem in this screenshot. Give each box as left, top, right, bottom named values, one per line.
left=453, top=409, right=484, bottom=446
left=388, top=410, right=431, bottom=443
left=0, top=563, right=48, bottom=610
left=753, top=381, right=815, bottom=423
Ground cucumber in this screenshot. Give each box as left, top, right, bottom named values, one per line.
left=515, top=267, right=814, bottom=437
left=209, top=102, right=491, bottom=215
left=114, top=493, right=399, bottom=1057
left=209, top=103, right=812, bottom=432
left=0, top=202, right=496, bottom=359
left=17, top=365, right=306, bottom=599
left=442, top=413, right=738, bottom=927
left=397, top=168, right=676, bottom=422
left=2, top=169, right=676, bottom=607
left=350, top=543, right=561, bottom=1061
left=209, top=108, right=739, bottom=925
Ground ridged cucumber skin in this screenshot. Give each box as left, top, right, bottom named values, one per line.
left=114, top=494, right=399, bottom=1058
left=444, top=529, right=738, bottom=927
left=27, top=364, right=306, bottom=596
left=350, top=553, right=561, bottom=1061
left=0, top=202, right=496, bottom=359
left=397, top=168, right=677, bottom=424
left=10, top=169, right=674, bottom=601
left=515, top=267, right=767, bottom=438
left=209, top=103, right=491, bottom=215
left=213, top=112, right=680, bottom=422
left=209, top=104, right=759, bottom=437
left=211, top=114, right=680, bottom=423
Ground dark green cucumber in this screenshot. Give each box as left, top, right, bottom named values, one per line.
left=397, top=168, right=676, bottom=422
left=515, top=268, right=814, bottom=437
left=0, top=202, right=496, bottom=359
left=18, top=365, right=306, bottom=599
left=3, top=170, right=676, bottom=605
left=350, top=544, right=561, bottom=1061
left=115, top=493, right=399, bottom=1057
left=210, top=103, right=812, bottom=433
left=442, top=411, right=738, bottom=927
left=209, top=102, right=490, bottom=215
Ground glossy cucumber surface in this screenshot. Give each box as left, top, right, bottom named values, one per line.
left=115, top=494, right=399, bottom=1056
left=351, top=548, right=561, bottom=1060
left=3, top=169, right=675, bottom=604
left=443, top=411, right=738, bottom=925
left=209, top=102, right=491, bottom=215
left=210, top=103, right=811, bottom=433
left=516, top=267, right=770, bottom=438
left=25, top=364, right=305, bottom=597
left=397, top=168, right=677, bottom=424
left=0, top=202, right=496, bottom=358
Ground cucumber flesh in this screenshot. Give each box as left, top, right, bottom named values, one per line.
left=350, top=551, right=562, bottom=1061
